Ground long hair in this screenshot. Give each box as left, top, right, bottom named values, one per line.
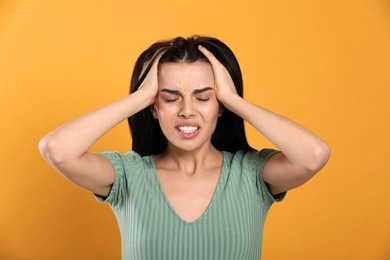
left=129, top=36, right=254, bottom=156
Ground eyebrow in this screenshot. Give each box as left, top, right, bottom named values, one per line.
left=160, top=87, right=213, bottom=95
left=193, top=87, right=213, bottom=94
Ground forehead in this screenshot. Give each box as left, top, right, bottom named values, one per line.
left=158, top=61, right=214, bottom=89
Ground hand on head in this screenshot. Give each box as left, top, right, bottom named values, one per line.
left=197, top=45, right=239, bottom=104
left=138, top=45, right=239, bottom=107
left=138, top=50, right=166, bottom=105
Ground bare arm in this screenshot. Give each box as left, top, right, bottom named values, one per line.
left=198, top=46, right=330, bottom=195
left=220, top=95, right=330, bottom=194
left=39, top=55, right=161, bottom=197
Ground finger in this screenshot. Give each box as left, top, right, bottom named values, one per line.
left=151, top=50, right=166, bottom=69
left=142, top=49, right=166, bottom=74
left=198, top=45, right=220, bottom=66
left=138, top=50, right=167, bottom=90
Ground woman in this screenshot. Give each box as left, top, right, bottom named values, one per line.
left=39, top=36, right=330, bottom=259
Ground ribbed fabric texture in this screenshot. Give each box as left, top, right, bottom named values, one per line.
left=95, top=149, right=285, bottom=260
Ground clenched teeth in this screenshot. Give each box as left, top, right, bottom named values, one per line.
left=178, top=126, right=198, bottom=133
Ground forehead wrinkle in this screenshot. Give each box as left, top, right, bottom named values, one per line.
left=158, top=61, right=215, bottom=93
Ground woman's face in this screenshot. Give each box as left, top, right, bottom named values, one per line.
left=153, top=61, right=221, bottom=153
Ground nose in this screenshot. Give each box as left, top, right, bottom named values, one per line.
left=178, top=99, right=196, bottom=118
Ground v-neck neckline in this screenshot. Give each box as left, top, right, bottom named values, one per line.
left=149, top=151, right=226, bottom=225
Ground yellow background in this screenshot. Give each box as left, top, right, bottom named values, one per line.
left=1, top=0, right=389, bottom=259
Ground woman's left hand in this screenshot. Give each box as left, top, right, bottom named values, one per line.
left=199, top=46, right=330, bottom=196
left=198, top=45, right=239, bottom=104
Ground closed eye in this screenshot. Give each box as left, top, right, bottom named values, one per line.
left=164, top=98, right=178, bottom=103
left=197, top=98, right=209, bottom=102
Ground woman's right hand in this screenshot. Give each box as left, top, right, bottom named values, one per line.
left=38, top=50, right=166, bottom=197
left=138, top=51, right=165, bottom=105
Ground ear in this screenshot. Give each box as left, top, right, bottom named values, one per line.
left=150, top=104, right=158, bottom=119
left=218, top=104, right=225, bottom=117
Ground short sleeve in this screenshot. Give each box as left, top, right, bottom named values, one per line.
left=93, top=151, right=136, bottom=209
left=256, top=148, right=287, bottom=208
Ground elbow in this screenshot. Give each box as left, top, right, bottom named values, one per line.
left=38, top=135, right=66, bottom=165
left=306, top=142, right=331, bottom=173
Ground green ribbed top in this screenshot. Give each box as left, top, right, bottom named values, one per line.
left=95, top=149, right=285, bottom=260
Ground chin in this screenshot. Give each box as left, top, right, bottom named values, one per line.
left=167, top=140, right=211, bottom=153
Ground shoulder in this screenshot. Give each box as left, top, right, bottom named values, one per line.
left=223, top=149, right=286, bottom=205
left=99, top=150, right=154, bottom=172
left=223, top=148, right=279, bottom=168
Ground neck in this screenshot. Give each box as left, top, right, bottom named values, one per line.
left=157, top=143, right=223, bottom=176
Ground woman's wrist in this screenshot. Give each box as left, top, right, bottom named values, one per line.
left=134, top=87, right=157, bottom=106
left=218, top=92, right=244, bottom=111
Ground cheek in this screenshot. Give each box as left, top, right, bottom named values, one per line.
left=154, top=102, right=176, bottom=121
left=199, top=102, right=220, bottom=119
